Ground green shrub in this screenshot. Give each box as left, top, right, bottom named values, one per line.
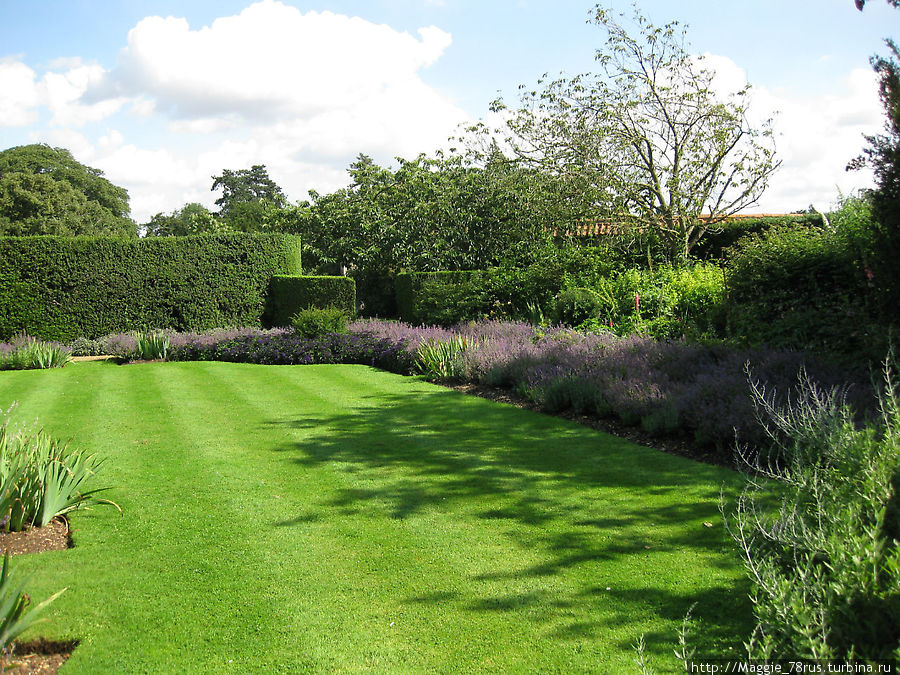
left=693, top=213, right=824, bottom=260
left=552, top=286, right=615, bottom=327
left=290, top=307, right=350, bottom=338
left=0, top=420, right=120, bottom=531
left=394, top=248, right=619, bottom=326
left=723, top=365, right=900, bottom=661
left=0, top=233, right=302, bottom=341
left=415, top=277, right=492, bottom=327
left=266, top=275, right=356, bottom=327
left=350, top=270, right=396, bottom=318
left=550, top=264, right=726, bottom=340
left=724, top=222, right=878, bottom=357
left=395, top=271, right=483, bottom=324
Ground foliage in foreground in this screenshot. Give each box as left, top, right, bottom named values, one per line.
left=0, top=416, right=119, bottom=531
left=0, top=552, right=66, bottom=669
left=724, top=364, right=900, bottom=662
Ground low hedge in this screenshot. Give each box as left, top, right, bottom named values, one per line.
left=265, top=275, right=356, bottom=327
left=694, top=213, right=824, bottom=260
left=394, top=249, right=617, bottom=326
left=0, top=233, right=302, bottom=341
left=395, top=271, right=484, bottom=324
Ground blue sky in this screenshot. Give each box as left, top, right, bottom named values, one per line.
left=1, top=0, right=896, bottom=221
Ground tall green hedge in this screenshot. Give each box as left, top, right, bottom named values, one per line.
left=0, top=233, right=302, bottom=341
left=265, top=275, right=356, bottom=327
left=724, top=223, right=882, bottom=359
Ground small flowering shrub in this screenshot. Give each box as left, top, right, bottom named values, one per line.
left=168, top=328, right=416, bottom=373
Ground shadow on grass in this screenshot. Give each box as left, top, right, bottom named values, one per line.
left=266, top=382, right=754, bottom=658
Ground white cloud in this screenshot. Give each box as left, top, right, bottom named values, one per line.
left=0, top=60, right=41, bottom=127
left=52, top=0, right=469, bottom=221
left=40, top=61, right=128, bottom=126
left=95, top=1, right=459, bottom=127
left=168, top=117, right=239, bottom=135
left=702, top=54, right=881, bottom=212
left=0, top=57, right=128, bottom=129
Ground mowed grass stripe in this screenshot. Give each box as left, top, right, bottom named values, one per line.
left=183, top=363, right=548, bottom=672
left=1, top=361, right=751, bottom=673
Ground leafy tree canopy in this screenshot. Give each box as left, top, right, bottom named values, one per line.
left=143, top=202, right=221, bottom=237
left=855, top=0, right=900, bottom=9
left=0, top=144, right=135, bottom=237
left=288, top=152, right=590, bottom=278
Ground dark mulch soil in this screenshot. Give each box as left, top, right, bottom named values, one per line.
left=443, top=381, right=737, bottom=469
left=0, top=518, right=71, bottom=557
left=5, top=640, right=77, bottom=674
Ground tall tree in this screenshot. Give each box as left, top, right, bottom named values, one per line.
left=849, top=2, right=900, bottom=316
left=0, top=144, right=135, bottom=237
left=484, top=5, right=779, bottom=262
left=211, top=164, right=287, bottom=228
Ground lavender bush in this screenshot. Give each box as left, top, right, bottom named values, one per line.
left=348, top=319, right=874, bottom=453
left=168, top=328, right=415, bottom=372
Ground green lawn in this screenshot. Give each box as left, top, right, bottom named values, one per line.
left=0, top=361, right=751, bottom=673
